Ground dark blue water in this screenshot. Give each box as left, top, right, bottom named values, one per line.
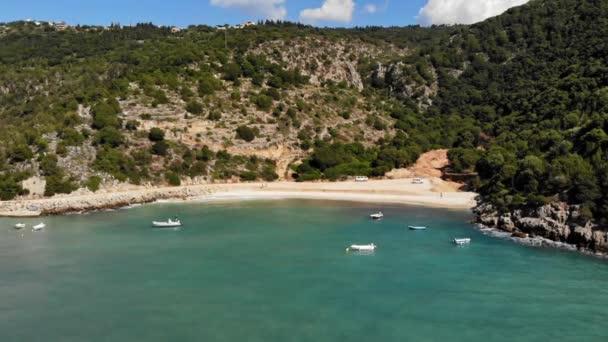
left=1, top=200, right=607, bottom=341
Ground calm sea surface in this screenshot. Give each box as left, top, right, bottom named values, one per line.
left=1, top=200, right=607, bottom=341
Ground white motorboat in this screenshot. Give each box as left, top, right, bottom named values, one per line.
left=32, top=223, right=45, bottom=231
left=453, top=238, right=471, bottom=245
left=412, top=178, right=424, bottom=184
left=346, top=243, right=377, bottom=252
left=408, top=226, right=427, bottom=230
left=14, top=223, right=26, bottom=230
left=369, top=212, right=383, bottom=219
left=152, top=218, right=182, bottom=227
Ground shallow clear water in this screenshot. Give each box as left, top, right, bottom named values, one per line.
left=1, top=200, right=607, bottom=341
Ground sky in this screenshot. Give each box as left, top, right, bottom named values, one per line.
left=0, top=0, right=530, bottom=28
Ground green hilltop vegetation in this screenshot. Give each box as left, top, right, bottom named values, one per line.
left=1, top=0, right=608, bottom=223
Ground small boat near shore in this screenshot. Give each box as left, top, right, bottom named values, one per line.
left=32, top=223, right=45, bottom=231
left=152, top=218, right=182, bottom=228
left=453, top=238, right=471, bottom=245
left=14, top=223, right=26, bottom=230
left=408, top=226, right=427, bottom=230
left=346, top=243, right=377, bottom=252
left=369, top=212, right=383, bottom=220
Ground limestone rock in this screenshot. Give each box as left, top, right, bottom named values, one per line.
left=475, top=200, right=607, bottom=254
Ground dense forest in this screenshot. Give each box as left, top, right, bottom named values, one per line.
left=0, top=0, right=607, bottom=223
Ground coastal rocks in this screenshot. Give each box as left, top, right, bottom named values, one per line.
left=569, top=223, right=594, bottom=246
left=474, top=201, right=608, bottom=254
left=592, top=231, right=608, bottom=252
left=0, top=185, right=216, bottom=217
left=498, top=214, right=515, bottom=232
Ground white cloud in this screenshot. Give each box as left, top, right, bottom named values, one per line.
left=300, top=0, right=355, bottom=23
left=418, top=0, right=529, bottom=26
left=364, top=4, right=378, bottom=14
left=210, top=0, right=287, bottom=20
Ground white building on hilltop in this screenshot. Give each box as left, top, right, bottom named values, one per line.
left=234, top=21, right=256, bottom=29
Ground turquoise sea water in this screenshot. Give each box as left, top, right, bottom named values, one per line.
left=1, top=199, right=607, bottom=341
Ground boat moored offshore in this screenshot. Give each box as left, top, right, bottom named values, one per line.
left=152, top=218, right=182, bottom=227
left=369, top=212, right=384, bottom=220
left=346, top=243, right=377, bottom=252
left=32, top=223, right=45, bottom=231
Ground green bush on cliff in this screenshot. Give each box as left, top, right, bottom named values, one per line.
left=85, top=176, right=102, bottom=192
left=0, top=174, right=26, bottom=200
left=165, top=172, right=181, bottom=186
left=236, top=125, right=255, bottom=142
left=148, top=128, right=165, bottom=142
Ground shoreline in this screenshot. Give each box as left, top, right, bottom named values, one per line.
left=474, top=224, right=608, bottom=259
left=0, top=178, right=477, bottom=217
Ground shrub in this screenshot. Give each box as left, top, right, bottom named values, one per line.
left=148, top=127, right=165, bottom=142
left=9, top=144, right=33, bottom=163
left=44, top=175, right=77, bottom=197
left=95, top=127, right=124, bottom=147
left=240, top=171, right=257, bottom=181
left=199, top=73, right=221, bottom=96
left=56, top=143, right=68, bottom=157
left=260, top=165, right=279, bottom=181
left=230, top=90, right=241, bottom=101
left=93, top=148, right=140, bottom=183
left=85, top=176, right=102, bottom=192
left=166, top=172, right=181, bottom=186
left=186, top=101, right=203, bottom=115
left=265, top=88, right=281, bottom=101
left=91, top=101, right=121, bottom=130
left=40, top=154, right=60, bottom=176
left=223, top=63, right=242, bottom=82
left=0, top=175, right=25, bottom=200
left=125, top=120, right=139, bottom=131
left=188, top=161, right=208, bottom=177
left=60, top=128, right=85, bottom=146
left=151, top=141, right=169, bottom=156
left=208, top=111, right=222, bottom=121
left=236, top=125, right=255, bottom=142
left=254, top=94, right=273, bottom=111
left=196, top=145, right=214, bottom=161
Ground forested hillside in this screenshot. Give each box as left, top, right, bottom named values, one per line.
left=1, top=0, right=607, bottom=223
left=440, top=0, right=608, bottom=223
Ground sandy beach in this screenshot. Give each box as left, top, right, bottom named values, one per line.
left=0, top=178, right=477, bottom=217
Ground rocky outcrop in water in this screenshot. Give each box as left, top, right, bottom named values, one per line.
left=474, top=202, right=608, bottom=254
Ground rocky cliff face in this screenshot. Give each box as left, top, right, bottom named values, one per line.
left=474, top=202, right=608, bottom=254
left=371, top=62, right=438, bottom=109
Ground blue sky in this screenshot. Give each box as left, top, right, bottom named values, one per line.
left=0, top=0, right=529, bottom=28
left=0, top=0, right=429, bottom=27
